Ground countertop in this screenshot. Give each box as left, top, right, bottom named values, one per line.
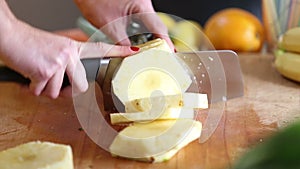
left=0, top=52, right=299, bottom=169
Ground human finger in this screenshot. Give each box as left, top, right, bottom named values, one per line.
left=42, top=69, right=65, bottom=99
left=29, top=79, right=48, bottom=96
left=79, top=42, right=140, bottom=59
left=138, top=13, right=175, bottom=51
left=65, top=59, right=88, bottom=96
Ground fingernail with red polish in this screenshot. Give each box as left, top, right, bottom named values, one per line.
left=130, top=46, right=140, bottom=51
left=174, top=48, right=177, bottom=53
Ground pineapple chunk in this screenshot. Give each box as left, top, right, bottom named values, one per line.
left=0, top=141, right=73, bottom=169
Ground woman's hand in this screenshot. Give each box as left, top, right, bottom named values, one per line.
left=0, top=19, right=139, bottom=99
left=74, top=0, right=174, bottom=51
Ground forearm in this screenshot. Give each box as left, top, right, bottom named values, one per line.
left=0, top=1, right=17, bottom=33
left=0, top=1, right=17, bottom=60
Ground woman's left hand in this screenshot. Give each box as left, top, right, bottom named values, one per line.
left=74, top=0, right=174, bottom=51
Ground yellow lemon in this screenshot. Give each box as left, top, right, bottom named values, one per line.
left=170, top=20, right=203, bottom=51
left=156, top=12, right=176, bottom=30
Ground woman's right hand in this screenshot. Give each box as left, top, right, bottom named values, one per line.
left=0, top=19, right=139, bottom=99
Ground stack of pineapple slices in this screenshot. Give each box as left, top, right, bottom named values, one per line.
left=0, top=141, right=73, bottom=169
left=275, top=27, right=300, bottom=82
left=109, top=39, right=208, bottom=163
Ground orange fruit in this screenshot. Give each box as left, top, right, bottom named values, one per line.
left=204, top=8, right=264, bottom=52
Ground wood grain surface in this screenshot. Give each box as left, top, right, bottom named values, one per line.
left=0, top=52, right=299, bottom=169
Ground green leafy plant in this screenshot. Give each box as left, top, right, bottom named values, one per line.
left=233, top=120, right=300, bottom=169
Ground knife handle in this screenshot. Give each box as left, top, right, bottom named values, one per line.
left=0, top=58, right=101, bottom=88
left=0, top=66, right=31, bottom=84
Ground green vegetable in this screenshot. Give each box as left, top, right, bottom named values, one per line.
left=233, top=120, right=300, bottom=169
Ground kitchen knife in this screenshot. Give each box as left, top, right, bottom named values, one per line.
left=0, top=50, right=243, bottom=105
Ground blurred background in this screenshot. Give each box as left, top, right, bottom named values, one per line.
left=6, top=0, right=262, bottom=31
left=152, top=0, right=262, bottom=25
left=6, top=0, right=81, bottom=31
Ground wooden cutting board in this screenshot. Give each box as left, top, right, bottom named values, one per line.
left=0, top=52, right=299, bottom=169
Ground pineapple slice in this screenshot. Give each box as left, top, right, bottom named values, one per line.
left=110, top=107, right=195, bottom=124
left=136, top=38, right=172, bottom=52
left=125, top=92, right=208, bottom=113
left=112, top=39, right=192, bottom=105
left=109, top=119, right=202, bottom=163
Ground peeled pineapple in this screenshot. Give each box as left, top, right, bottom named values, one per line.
left=110, top=108, right=195, bottom=124
left=125, top=92, right=208, bottom=113
left=112, top=39, right=192, bottom=105
left=109, top=119, right=202, bottom=163
left=110, top=92, right=208, bottom=124
left=109, top=38, right=206, bottom=163
left=0, top=141, right=73, bottom=169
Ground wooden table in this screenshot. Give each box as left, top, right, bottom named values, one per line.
left=0, top=52, right=299, bottom=169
